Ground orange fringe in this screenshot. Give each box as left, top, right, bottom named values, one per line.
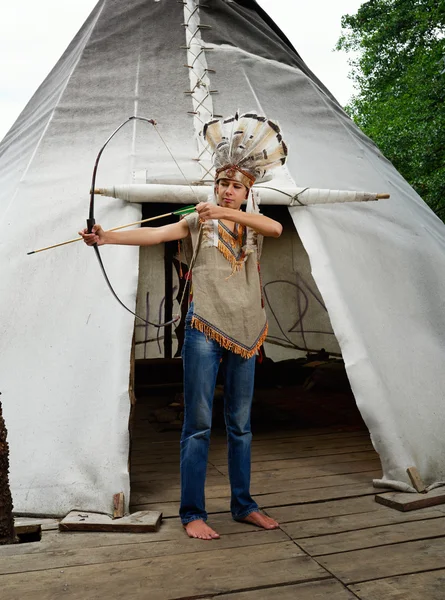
left=217, top=241, right=245, bottom=274
left=191, top=316, right=268, bottom=359
left=217, top=223, right=246, bottom=275
left=218, top=223, right=244, bottom=247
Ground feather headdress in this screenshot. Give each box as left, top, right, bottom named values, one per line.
left=203, top=112, right=288, bottom=189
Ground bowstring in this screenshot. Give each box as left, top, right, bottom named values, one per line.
left=151, top=122, right=204, bottom=323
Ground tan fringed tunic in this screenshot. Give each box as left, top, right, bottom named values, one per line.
left=183, top=212, right=267, bottom=359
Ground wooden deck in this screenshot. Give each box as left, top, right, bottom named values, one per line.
left=1, top=396, right=445, bottom=599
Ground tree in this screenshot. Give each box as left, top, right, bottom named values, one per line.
left=337, top=0, right=445, bottom=218
left=0, top=398, right=15, bottom=545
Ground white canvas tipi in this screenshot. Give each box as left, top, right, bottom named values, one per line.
left=1, top=0, right=444, bottom=516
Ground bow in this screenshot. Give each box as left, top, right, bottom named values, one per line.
left=87, top=116, right=196, bottom=328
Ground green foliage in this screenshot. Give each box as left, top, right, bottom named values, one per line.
left=337, top=0, right=445, bottom=218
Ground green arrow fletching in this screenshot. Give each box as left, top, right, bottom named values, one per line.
left=173, top=205, right=196, bottom=216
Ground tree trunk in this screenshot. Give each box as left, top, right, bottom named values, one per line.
left=0, top=398, right=16, bottom=544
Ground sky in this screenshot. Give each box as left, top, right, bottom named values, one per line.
left=0, top=0, right=363, bottom=141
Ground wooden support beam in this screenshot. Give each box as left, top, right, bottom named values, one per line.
left=375, top=487, right=445, bottom=512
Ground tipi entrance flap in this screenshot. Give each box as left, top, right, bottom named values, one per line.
left=289, top=201, right=445, bottom=488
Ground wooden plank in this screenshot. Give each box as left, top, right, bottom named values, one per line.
left=217, top=451, right=379, bottom=475
left=267, top=495, right=381, bottom=523
left=376, top=487, right=445, bottom=511
left=131, top=469, right=379, bottom=505
left=130, top=466, right=223, bottom=482
left=406, top=466, right=426, bottom=493
left=0, top=529, right=289, bottom=575
left=131, top=471, right=380, bottom=504
left=132, top=434, right=370, bottom=453
left=131, top=482, right=387, bottom=514
left=318, top=536, right=445, bottom=584
left=59, top=511, right=162, bottom=533
left=251, top=469, right=380, bottom=490
left=252, top=482, right=385, bottom=508
left=243, top=427, right=367, bottom=442
left=130, top=429, right=369, bottom=453
left=283, top=507, right=445, bottom=539
left=0, top=542, right=329, bottom=600
left=130, top=472, right=226, bottom=488
left=131, top=484, right=231, bottom=504
left=13, top=518, right=59, bottom=532
left=131, top=462, right=181, bottom=474
left=13, top=523, right=40, bottom=536
left=232, top=430, right=368, bottom=447
left=113, top=492, right=125, bottom=519
left=350, top=569, right=445, bottom=600
left=250, top=459, right=381, bottom=481
left=214, top=444, right=374, bottom=466
left=130, top=499, right=224, bottom=517
left=0, top=515, right=262, bottom=557
left=204, top=579, right=356, bottom=599
left=297, top=516, right=445, bottom=556
left=131, top=441, right=374, bottom=466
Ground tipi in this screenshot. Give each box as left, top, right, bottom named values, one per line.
left=1, top=0, right=444, bottom=516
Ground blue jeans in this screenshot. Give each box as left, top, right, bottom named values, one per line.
left=180, top=308, right=258, bottom=524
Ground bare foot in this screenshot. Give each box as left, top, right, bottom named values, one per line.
left=240, top=511, right=279, bottom=530
left=183, top=519, right=220, bottom=540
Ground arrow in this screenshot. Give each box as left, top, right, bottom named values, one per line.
left=27, top=205, right=196, bottom=255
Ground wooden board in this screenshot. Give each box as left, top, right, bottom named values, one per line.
left=131, top=441, right=374, bottom=466
left=317, top=536, right=445, bottom=584
left=131, top=471, right=378, bottom=502
left=296, top=516, right=445, bottom=556
left=59, top=511, right=162, bottom=533
left=0, top=529, right=288, bottom=575
left=130, top=499, right=222, bottom=517
left=216, top=451, right=379, bottom=474
left=206, top=579, right=356, bottom=599
left=350, top=569, right=445, bottom=600
left=267, top=495, right=381, bottom=523
left=406, top=466, right=426, bottom=493
left=130, top=465, right=223, bottom=482
left=375, top=487, right=445, bottom=511
left=131, top=482, right=387, bottom=515
left=0, top=541, right=329, bottom=600
left=130, top=429, right=370, bottom=454
left=130, top=471, right=225, bottom=487
left=250, top=467, right=380, bottom=487
left=113, top=492, right=125, bottom=518
left=13, top=518, right=59, bottom=533
left=251, top=482, right=385, bottom=509
left=131, top=484, right=231, bottom=504
left=131, top=470, right=380, bottom=505
left=0, top=515, right=266, bottom=558
left=131, top=457, right=379, bottom=481
left=283, top=507, right=445, bottom=539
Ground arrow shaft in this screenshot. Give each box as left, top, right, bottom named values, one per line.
left=28, top=207, right=195, bottom=255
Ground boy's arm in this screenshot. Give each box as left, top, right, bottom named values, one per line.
left=79, top=218, right=190, bottom=247
left=195, top=203, right=282, bottom=238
